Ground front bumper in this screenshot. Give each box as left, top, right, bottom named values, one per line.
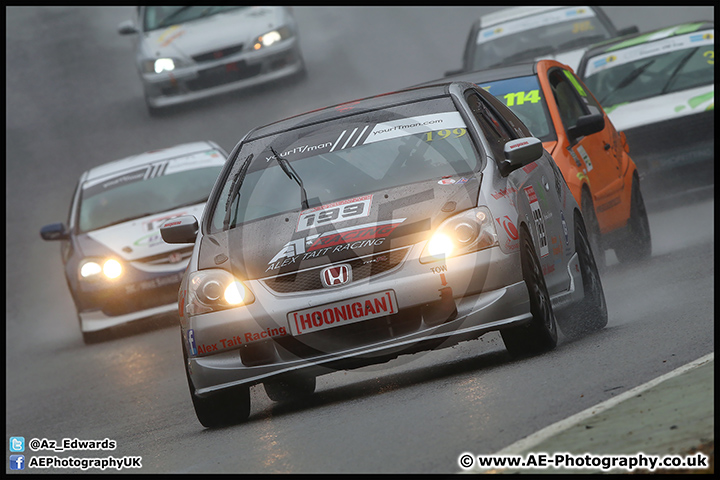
left=76, top=270, right=184, bottom=332
left=622, top=110, right=714, bottom=197
left=185, top=243, right=531, bottom=395
left=141, top=38, right=304, bottom=108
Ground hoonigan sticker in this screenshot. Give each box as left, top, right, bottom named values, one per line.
left=296, top=195, right=372, bottom=232
left=288, top=290, right=398, bottom=336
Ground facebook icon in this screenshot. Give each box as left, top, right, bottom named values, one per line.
left=10, top=455, right=25, bottom=470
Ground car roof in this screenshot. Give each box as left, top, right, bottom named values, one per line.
left=422, top=62, right=540, bottom=88
left=245, top=83, right=467, bottom=141
left=479, top=6, right=568, bottom=28
left=83, top=141, right=219, bottom=182
left=582, top=21, right=714, bottom=59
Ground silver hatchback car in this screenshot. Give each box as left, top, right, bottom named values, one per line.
left=118, top=6, right=305, bottom=114
left=161, top=82, right=607, bottom=427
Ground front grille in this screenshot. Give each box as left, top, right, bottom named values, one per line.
left=136, top=246, right=194, bottom=266
left=186, top=62, right=262, bottom=91
left=261, top=247, right=410, bottom=294
left=192, top=44, right=244, bottom=63
left=623, top=110, right=714, bottom=169
left=101, top=282, right=179, bottom=317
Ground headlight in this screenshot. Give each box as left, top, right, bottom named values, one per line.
left=186, top=269, right=255, bottom=316
left=78, top=258, right=124, bottom=281
left=253, top=26, right=292, bottom=50
left=420, top=206, right=498, bottom=263
left=141, top=57, right=182, bottom=74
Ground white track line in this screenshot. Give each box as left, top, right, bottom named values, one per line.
left=495, top=352, right=714, bottom=456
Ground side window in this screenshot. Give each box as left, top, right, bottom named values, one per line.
left=564, top=69, right=604, bottom=116
left=549, top=69, right=588, bottom=131
left=466, top=91, right=513, bottom=162
left=482, top=87, right=533, bottom=138
left=463, top=23, right=479, bottom=71
left=67, top=180, right=81, bottom=230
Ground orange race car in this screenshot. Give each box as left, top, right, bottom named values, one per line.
left=432, top=59, right=651, bottom=267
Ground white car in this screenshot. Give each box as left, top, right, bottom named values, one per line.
left=118, top=6, right=306, bottom=115
left=40, top=141, right=227, bottom=343
left=446, top=6, right=637, bottom=75
left=577, top=21, right=714, bottom=198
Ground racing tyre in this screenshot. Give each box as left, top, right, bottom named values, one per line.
left=264, top=375, right=316, bottom=403
left=557, top=214, right=608, bottom=339
left=501, top=225, right=558, bottom=357
left=144, top=91, right=164, bottom=117
left=81, top=329, right=107, bottom=345
left=79, top=315, right=108, bottom=344
left=614, top=176, right=651, bottom=264
left=146, top=101, right=162, bottom=117
left=292, top=55, right=309, bottom=82
left=182, top=338, right=250, bottom=428
left=581, top=189, right=605, bottom=271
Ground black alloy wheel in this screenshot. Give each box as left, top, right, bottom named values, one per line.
left=501, top=225, right=558, bottom=357
left=581, top=189, right=605, bottom=271
left=614, top=176, right=652, bottom=264
left=557, top=213, right=608, bottom=339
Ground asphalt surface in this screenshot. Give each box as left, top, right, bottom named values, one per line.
left=5, top=6, right=714, bottom=474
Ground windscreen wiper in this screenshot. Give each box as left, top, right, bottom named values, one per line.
left=156, top=6, right=194, bottom=29
left=598, top=59, right=655, bottom=105
left=661, top=48, right=698, bottom=95
left=99, top=211, right=162, bottom=230
left=270, top=147, right=309, bottom=210
left=557, top=34, right=607, bottom=52
left=223, top=153, right=254, bottom=231
left=501, top=45, right=558, bottom=65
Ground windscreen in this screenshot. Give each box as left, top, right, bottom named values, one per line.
left=477, top=75, right=555, bottom=141
left=143, top=6, right=248, bottom=31
left=472, top=7, right=611, bottom=70
left=582, top=28, right=715, bottom=108
left=78, top=149, right=225, bottom=233
left=210, top=97, right=481, bottom=233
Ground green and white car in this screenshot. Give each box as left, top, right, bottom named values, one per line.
left=576, top=22, right=714, bottom=199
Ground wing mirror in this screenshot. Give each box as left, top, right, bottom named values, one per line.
left=618, top=26, right=639, bottom=36
left=567, top=113, right=605, bottom=141
left=40, top=223, right=69, bottom=241
left=117, top=20, right=138, bottom=35
left=444, top=68, right=465, bottom=77
left=160, top=215, right=198, bottom=244
left=502, top=136, right=544, bottom=173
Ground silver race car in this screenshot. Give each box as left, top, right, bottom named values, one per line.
left=40, top=141, right=227, bottom=343
left=445, top=6, right=637, bottom=76
left=161, top=82, right=607, bottom=427
left=118, top=6, right=305, bottom=114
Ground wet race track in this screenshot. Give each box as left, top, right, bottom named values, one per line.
left=5, top=6, right=714, bottom=474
